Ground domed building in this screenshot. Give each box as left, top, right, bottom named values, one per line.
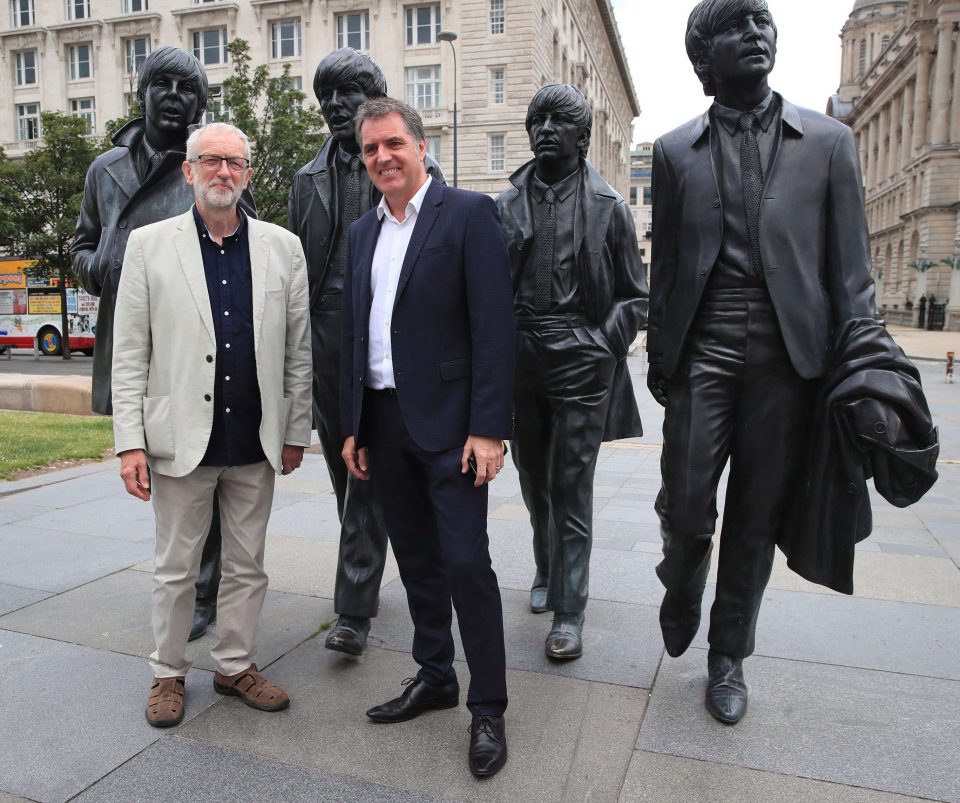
left=828, top=0, right=960, bottom=329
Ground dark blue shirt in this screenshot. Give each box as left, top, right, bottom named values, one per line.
left=193, top=205, right=265, bottom=467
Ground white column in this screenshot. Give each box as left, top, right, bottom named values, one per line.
left=913, top=40, right=932, bottom=152
left=931, top=21, right=955, bottom=144
left=902, top=82, right=915, bottom=163
left=888, top=95, right=901, bottom=179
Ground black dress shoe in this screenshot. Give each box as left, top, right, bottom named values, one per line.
left=469, top=714, right=507, bottom=778
left=659, top=590, right=701, bottom=658
left=188, top=599, right=216, bottom=642
left=325, top=615, right=371, bottom=656
left=705, top=649, right=748, bottom=724
left=545, top=612, right=584, bottom=660
left=366, top=677, right=459, bottom=723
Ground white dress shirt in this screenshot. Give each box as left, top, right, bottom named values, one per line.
left=366, top=175, right=433, bottom=389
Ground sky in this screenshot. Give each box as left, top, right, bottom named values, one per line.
left=610, top=0, right=855, bottom=144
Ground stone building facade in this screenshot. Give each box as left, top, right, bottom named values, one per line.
left=0, top=0, right=638, bottom=198
left=628, top=142, right=651, bottom=268
left=829, top=0, right=960, bottom=329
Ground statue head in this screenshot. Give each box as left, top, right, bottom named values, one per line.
left=685, top=0, right=777, bottom=96
left=314, top=48, right=388, bottom=149
left=525, top=84, right=592, bottom=180
left=137, top=46, right=208, bottom=133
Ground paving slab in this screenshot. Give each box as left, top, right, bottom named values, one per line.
left=489, top=530, right=665, bottom=606
left=0, top=793, right=33, bottom=803
left=0, top=569, right=333, bottom=673
left=619, top=752, right=930, bottom=803
left=754, top=549, right=960, bottom=607
left=260, top=534, right=400, bottom=599
left=372, top=581, right=664, bottom=688
left=0, top=582, right=51, bottom=616
left=75, top=736, right=454, bottom=803
left=0, top=523, right=152, bottom=593
left=178, top=641, right=647, bottom=803
left=0, top=629, right=218, bottom=803
left=0, top=496, right=51, bottom=525
left=4, top=468, right=119, bottom=508
left=264, top=498, right=343, bottom=540
left=688, top=586, right=960, bottom=680
left=19, top=495, right=156, bottom=543
left=638, top=649, right=960, bottom=802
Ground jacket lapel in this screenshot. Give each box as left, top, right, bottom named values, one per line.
left=173, top=210, right=216, bottom=345
left=394, top=180, right=442, bottom=303
left=248, top=219, right=270, bottom=354
left=103, top=154, right=140, bottom=204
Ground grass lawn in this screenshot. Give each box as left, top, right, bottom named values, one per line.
left=0, top=410, right=114, bottom=480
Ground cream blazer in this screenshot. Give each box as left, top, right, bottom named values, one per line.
left=111, top=209, right=312, bottom=477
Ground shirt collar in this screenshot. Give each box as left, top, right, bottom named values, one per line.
left=712, top=91, right=777, bottom=136
left=376, top=174, right=432, bottom=223
left=337, top=145, right=363, bottom=170
left=531, top=166, right=580, bottom=204
left=192, top=204, right=247, bottom=242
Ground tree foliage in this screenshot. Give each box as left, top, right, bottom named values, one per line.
left=0, top=112, right=100, bottom=357
left=220, top=38, right=326, bottom=226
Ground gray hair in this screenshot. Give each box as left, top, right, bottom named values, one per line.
left=354, top=97, right=425, bottom=149
left=185, top=122, right=252, bottom=163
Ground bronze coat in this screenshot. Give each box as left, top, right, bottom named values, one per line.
left=71, top=118, right=255, bottom=414
left=497, top=158, right=648, bottom=440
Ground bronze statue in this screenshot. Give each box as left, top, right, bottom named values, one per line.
left=288, top=49, right=445, bottom=655
left=648, top=0, right=878, bottom=723
left=497, top=84, right=647, bottom=660
left=72, top=46, right=255, bottom=640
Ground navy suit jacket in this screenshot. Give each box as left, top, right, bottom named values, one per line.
left=340, top=178, right=515, bottom=452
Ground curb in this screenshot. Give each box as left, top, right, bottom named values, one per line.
left=0, top=460, right=114, bottom=498
left=0, top=374, right=95, bottom=416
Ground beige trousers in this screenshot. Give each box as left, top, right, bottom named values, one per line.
left=148, top=460, right=275, bottom=678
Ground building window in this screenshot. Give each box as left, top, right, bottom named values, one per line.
left=15, top=50, right=37, bottom=85
left=270, top=18, right=301, bottom=59
left=881, top=33, right=890, bottom=51
left=122, top=0, right=148, bottom=11
left=17, top=102, right=41, bottom=140
left=405, top=65, right=441, bottom=110
left=65, top=0, right=90, bottom=20
left=70, top=97, right=96, bottom=134
left=629, top=186, right=638, bottom=205
left=490, top=0, right=504, bottom=35
left=193, top=27, right=228, bottom=65
left=123, top=92, right=137, bottom=116
left=405, top=4, right=440, bottom=46
left=643, top=186, right=652, bottom=206
left=11, top=0, right=35, bottom=27
left=68, top=44, right=92, bottom=81
left=490, top=133, right=505, bottom=171
left=490, top=67, right=505, bottom=104
left=858, top=39, right=866, bottom=75
left=425, top=135, right=440, bottom=163
left=337, top=12, right=369, bottom=50
left=123, top=37, right=150, bottom=76
left=203, top=85, right=225, bottom=123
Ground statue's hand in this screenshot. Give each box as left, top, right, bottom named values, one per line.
left=647, top=364, right=668, bottom=407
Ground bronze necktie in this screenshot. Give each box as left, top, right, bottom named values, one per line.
left=343, top=156, right=362, bottom=225
left=533, top=188, right=557, bottom=313
left=738, top=113, right=764, bottom=279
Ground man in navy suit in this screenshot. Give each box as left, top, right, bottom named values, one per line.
left=340, top=97, right=515, bottom=778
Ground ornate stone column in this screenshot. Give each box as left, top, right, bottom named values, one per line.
left=889, top=94, right=901, bottom=179
left=867, top=115, right=879, bottom=190
left=931, top=21, right=955, bottom=145
left=877, top=105, right=889, bottom=185
left=902, top=82, right=915, bottom=164
left=912, top=34, right=933, bottom=152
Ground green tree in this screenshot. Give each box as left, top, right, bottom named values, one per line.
left=0, top=112, right=101, bottom=359
left=221, top=38, right=326, bottom=226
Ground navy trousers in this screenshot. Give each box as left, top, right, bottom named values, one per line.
left=363, top=389, right=508, bottom=716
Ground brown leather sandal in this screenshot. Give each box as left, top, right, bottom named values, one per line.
left=213, top=663, right=289, bottom=711
left=145, top=676, right=185, bottom=727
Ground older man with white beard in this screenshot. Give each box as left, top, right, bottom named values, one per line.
left=112, top=122, right=312, bottom=727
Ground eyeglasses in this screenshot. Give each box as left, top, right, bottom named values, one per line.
left=190, top=154, right=250, bottom=172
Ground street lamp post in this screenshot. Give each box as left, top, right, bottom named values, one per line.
left=438, top=29, right=458, bottom=188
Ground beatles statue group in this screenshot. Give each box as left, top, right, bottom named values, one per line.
left=73, top=0, right=938, bottom=729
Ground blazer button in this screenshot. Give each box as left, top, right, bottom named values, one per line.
left=874, top=422, right=886, bottom=434
left=204, top=394, right=211, bottom=402
left=119, top=220, right=127, bottom=229
left=206, top=355, right=213, bottom=363
left=112, top=260, right=121, bottom=269
left=768, top=266, right=777, bottom=274
left=846, top=482, right=856, bottom=494
left=712, top=197, right=720, bottom=208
